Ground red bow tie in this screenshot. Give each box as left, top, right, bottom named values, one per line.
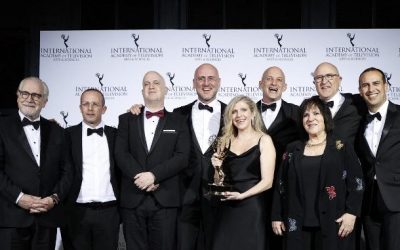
left=145, top=110, right=165, bottom=119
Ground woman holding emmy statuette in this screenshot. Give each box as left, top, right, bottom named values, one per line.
left=271, top=96, right=364, bottom=250
left=210, top=95, right=276, bottom=250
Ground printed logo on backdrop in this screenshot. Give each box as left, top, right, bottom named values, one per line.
left=253, top=33, right=307, bottom=61
left=110, top=33, right=163, bottom=61
left=218, top=73, right=262, bottom=100
left=387, top=72, right=400, bottom=101
left=74, top=73, right=128, bottom=100
left=40, top=34, right=93, bottom=62
left=164, top=72, right=197, bottom=100
left=325, top=33, right=380, bottom=60
left=288, top=85, right=316, bottom=98
left=181, top=33, right=235, bottom=62
left=60, top=111, right=69, bottom=128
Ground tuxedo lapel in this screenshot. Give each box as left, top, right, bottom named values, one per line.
left=15, top=115, right=37, bottom=164
left=149, top=109, right=167, bottom=153
left=70, top=124, right=83, bottom=175
left=137, top=110, right=148, bottom=154
left=377, top=102, right=397, bottom=156
left=39, top=118, right=50, bottom=168
left=268, top=108, right=284, bottom=133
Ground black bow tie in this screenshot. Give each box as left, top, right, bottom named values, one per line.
left=145, top=110, right=165, bottom=119
left=198, top=103, right=213, bottom=113
left=261, top=102, right=276, bottom=112
left=324, top=101, right=334, bottom=108
left=22, top=118, right=40, bottom=130
left=365, top=112, right=382, bottom=124
left=87, top=127, right=104, bottom=136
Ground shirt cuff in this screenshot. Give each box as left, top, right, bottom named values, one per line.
left=15, top=192, right=24, bottom=204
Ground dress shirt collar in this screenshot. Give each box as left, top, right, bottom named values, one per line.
left=260, top=99, right=282, bottom=113
left=18, top=110, right=40, bottom=122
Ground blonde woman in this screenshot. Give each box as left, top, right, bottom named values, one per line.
left=210, top=95, right=276, bottom=250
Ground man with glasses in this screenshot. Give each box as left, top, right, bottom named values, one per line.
left=62, top=88, right=120, bottom=250
left=176, top=63, right=226, bottom=250
left=312, top=62, right=363, bottom=144
left=0, top=76, right=72, bottom=249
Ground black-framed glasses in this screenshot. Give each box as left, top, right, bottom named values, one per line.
left=313, top=74, right=339, bottom=84
left=18, top=90, right=43, bottom=101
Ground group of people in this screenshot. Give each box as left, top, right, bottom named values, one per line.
left=0, top=62, right=398, bottom=250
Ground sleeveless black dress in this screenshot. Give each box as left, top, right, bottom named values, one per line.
left=211, top=140, right=266, bottom=250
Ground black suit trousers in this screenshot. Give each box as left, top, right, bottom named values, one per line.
left=122, top=196, right=178, bottom=250
left=0, top=222, right=56, bottom=250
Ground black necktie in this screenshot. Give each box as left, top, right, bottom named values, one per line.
left=145, top=110, right=165, bottom=119
left=324, top=101, right=334, bottom=108
left=198, top=103, right=213, bottom=113
left=365, top=112, right=382, bottom=124
left=21, top=118, right=40, bottom=130
left=87, top=127, right=104, bottom=136
left=261, top=103, right=276, bottom=112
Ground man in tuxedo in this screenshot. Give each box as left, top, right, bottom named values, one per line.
left=115, top=71, right=190, bottom=250
left=62, top=88, right=120, bottom=250
left=312, top=62, right=363, bottom=144
left=0, top=76, right=72, bottom=250
left=257, top=66, right=300, bottom=250
left=175, top=63, right=226, bottom=250
left=357, top=67, right=400, bottom=250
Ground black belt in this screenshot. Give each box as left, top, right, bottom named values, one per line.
left=75, top=200, right=117, bottom=209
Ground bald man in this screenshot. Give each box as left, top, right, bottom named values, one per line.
left=115, top=71, right=190, bottom=250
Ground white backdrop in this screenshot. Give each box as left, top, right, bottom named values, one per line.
left=40, top=29, right=400, bottom=128
left=40, top=29, right=400, bottom=249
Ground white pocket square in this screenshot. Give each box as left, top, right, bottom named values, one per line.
left=163, top=129, right=176, bottom=133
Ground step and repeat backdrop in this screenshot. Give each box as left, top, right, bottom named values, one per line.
left=40, top=29, right=400, bottom=128
left=40, top=29, right=399, bottom=249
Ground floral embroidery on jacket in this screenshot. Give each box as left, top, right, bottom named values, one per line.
left=288, top=218, right=297, bottom=232
left=325, top=186, right=337, bottom=200
left=342, top=170, right=347, bottom=180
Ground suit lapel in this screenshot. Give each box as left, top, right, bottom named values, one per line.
left=40, top=118, right=50, bottom=168
left=377, top=102, right=397, bottom=156
left=149, top=109, right=167, bottom=153
left=71, top=124, right=83, bottom=175
left=15, top=115, right=37, bottom=164
left=137, top=108, right=148, bottom=154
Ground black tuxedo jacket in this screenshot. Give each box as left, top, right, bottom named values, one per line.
left=115, top=108, right=190, bottom=208
left=357, top=102, right=400, bottom=213
left=327, top=93, right=363, bottom=145
left=65, top=123, right=119, bottom=203
left=0, top=113, right=72, bottom=227
left=174, top=100, right=226, bottom=205
left=256, top=99, right=301, bottom=166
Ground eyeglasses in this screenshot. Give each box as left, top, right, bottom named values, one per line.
left=18, top=90, right=43, bottom=101
left=81, top=102, right=102, bottom=109
left=313, top=74, right=339, bottom=84
left=196, top=76, right=219, bottom=83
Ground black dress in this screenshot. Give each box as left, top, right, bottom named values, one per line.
left=211, top=140, right=266, bottom=250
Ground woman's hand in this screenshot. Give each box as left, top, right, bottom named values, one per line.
left=220, top=192, right=244, bottom=201
left=211, top=152, right=223, bottom=168
left=336, top=213, right=356, bottom=238
left=272, top=221, right=286, bottom=236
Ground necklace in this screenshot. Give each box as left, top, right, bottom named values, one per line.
left=306, top=138, right=326, bottom=147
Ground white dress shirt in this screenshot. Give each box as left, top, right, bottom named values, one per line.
left=144, top=108, right=161, bottom=151
left=260, top=99, right=282, bottom=130
left=192, top=99, right=221, bottom=154
left=77, top=122, right=116, bottom=203
left=325, top=91, right=345, bottom=118
left=364, top=100, right=389, bottom=158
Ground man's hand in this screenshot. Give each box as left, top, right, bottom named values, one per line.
left=146, top=184, right=160, bottom=192
left=272, top=221, right=286, bottom=236
left=134, top=172, right=155, bottom=190
left=29, top=197, right=55, bottom=214
left=17, top=194, right=41, bottom=210
left=128, top=104, right=143, bottom=115
left=336, top=213, right=356, bottom=238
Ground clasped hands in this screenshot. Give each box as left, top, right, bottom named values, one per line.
left=134, top=172, right=159, bottom=192
left=17, top=194, right=54, bottom=214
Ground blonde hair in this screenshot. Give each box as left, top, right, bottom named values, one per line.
left=218, top=95, right=265, bottom=150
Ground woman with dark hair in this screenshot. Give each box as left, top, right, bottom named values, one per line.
left=210, top=95, right=276, bottom=250
left=271, top=96, right=364, bottom=250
